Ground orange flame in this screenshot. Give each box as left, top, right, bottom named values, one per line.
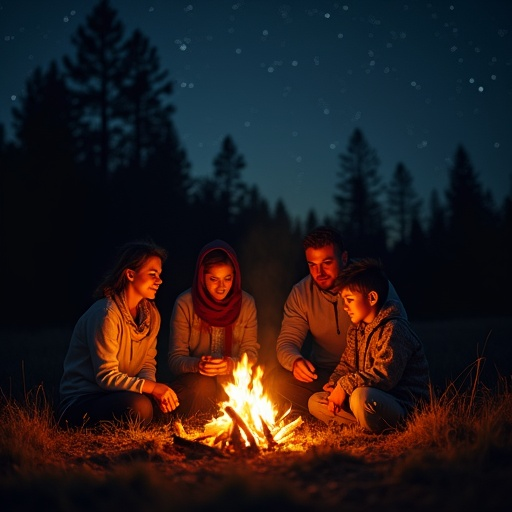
left=202, top=353, right=302, bottom=449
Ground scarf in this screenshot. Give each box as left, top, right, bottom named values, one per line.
left=191, top=239, right=243, bottom=356
left=112, top=291, right=151, bottom=340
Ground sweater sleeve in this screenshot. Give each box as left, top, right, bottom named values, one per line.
left=90, top=311, right=147, bottom=393
left=168, top=293, right=202, bottom=375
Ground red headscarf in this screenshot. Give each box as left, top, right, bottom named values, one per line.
left=191, top=239, right=243, bottom=327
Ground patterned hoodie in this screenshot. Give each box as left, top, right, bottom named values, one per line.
left=330, top=299, right=430, bottom=413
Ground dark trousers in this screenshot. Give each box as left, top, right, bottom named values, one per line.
left=264, top=364, right=333, bottom=417
left=57, top=391, right=155, bottom=429
left=169, top=373, right=230, bottom=420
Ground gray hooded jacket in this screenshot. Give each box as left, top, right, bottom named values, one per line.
left=330, top=299, right=430, bottom=413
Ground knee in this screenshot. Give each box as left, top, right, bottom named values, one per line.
left=308, top=391, right=328, bottom=418
left=350, top=386, right=372, bottom=408
left=349, top=387, right=398, bottom=434
left=129, top=394, right=154, bottom=425
left=349, top=387, right=376, bottom=427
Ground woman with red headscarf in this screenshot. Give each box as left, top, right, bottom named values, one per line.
left=168, top=239, right=259, bottom=418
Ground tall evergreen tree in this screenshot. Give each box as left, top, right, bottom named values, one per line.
left=191, top=135, right=247, bottom=239
left=63, top=0, right=126, bottom=180
left=402, top=210, right=429, bottom=318
left=444, top=145, right=497, bottom=313
left=212, top=135, right=248, bottom=226
left=422, top=189, right=446, bottom=308
left=190, top=174, right=225, bottom=239
left=143, top=121, right=192, bottom=245
left=107, top=119, right=192, bottom=248
left=446, top=146, right=490, bottom=242
left=119, top=29, right=174, bottom=171
left=102, top=26, right=190, bottom=252
left=498, top=188, right=512, bottom=311
left=334, top=128, right=386, bottom=256
left=63, top=0, right=192, bottom=287
left=426, top=189, right=447, bottom=251
left=386, top=193, right=427, bottom=319
left=387, top=162, right=422, bottom=248
left=304, top=209, right=320, bottom=235
left=9, top=62, right=84, bottom=324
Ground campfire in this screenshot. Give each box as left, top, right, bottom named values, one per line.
left=174, top=354, right=303, bottom=454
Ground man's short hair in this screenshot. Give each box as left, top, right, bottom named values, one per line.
left=303, top=226, right=345, bottom=253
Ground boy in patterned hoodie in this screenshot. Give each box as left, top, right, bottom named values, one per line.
left=308, top=258, right=430, bottom=433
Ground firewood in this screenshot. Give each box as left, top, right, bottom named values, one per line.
left=229, top=422, right=246, bottom=452
left=273, top=415, right=304, bottom=443
left=173, top=419, right=187, bottom=438
left=259, top=416, right=277, bottom=449
left=212, top=428, right=231, bottom=447
left=225, top=406, right=259, bottom=452
left=172, top=434, right=228, bottom=458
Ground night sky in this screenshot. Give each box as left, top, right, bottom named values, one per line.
left=1, top=0, right=511, bottom=222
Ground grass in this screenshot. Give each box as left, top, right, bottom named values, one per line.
left=1, top=372, right=511, bottom=511
left=1, top=318, right=511, bottom=510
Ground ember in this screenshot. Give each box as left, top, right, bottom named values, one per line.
left=182, top=354, right=303, bottom=453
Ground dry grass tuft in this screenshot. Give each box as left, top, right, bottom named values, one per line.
left=0, top=385, right=60, bottom=474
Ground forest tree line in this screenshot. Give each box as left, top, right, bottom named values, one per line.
left=1, top=0, right=510, bottom=345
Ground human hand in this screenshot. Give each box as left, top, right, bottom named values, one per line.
left=292, top=358, right=317, bottom=383
left=323, top=381, right=335, bottom=393
left=327, top=382, right=346, bottom=414
left=199, top=356, right=233, bottom=376
left=152, top=383, right=179, bottom=413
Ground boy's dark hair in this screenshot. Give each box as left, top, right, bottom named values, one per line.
left=303, top=226, right=345, bottom=254
left=337, top=257, right=389, bottom=308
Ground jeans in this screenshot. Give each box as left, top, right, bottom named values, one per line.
left=308, top=387, right=407, bottom=434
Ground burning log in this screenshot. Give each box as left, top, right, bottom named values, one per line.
left=225, top=406, right=259, bottom=454
left=224, top=406, right=257, bottom=447
left=174, top=411, right=304, bottom=455
left=172, top=434, right=229, bottom=459
left=191, top=408, right=304, bottom=454
left=227, top=422, right=247, bottom=453
left=259, top=415, right=277, bottom=449
left=212, top=429, right=231, bottom=448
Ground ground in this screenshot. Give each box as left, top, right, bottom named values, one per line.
left=8, top=414, right=507, bottom=512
